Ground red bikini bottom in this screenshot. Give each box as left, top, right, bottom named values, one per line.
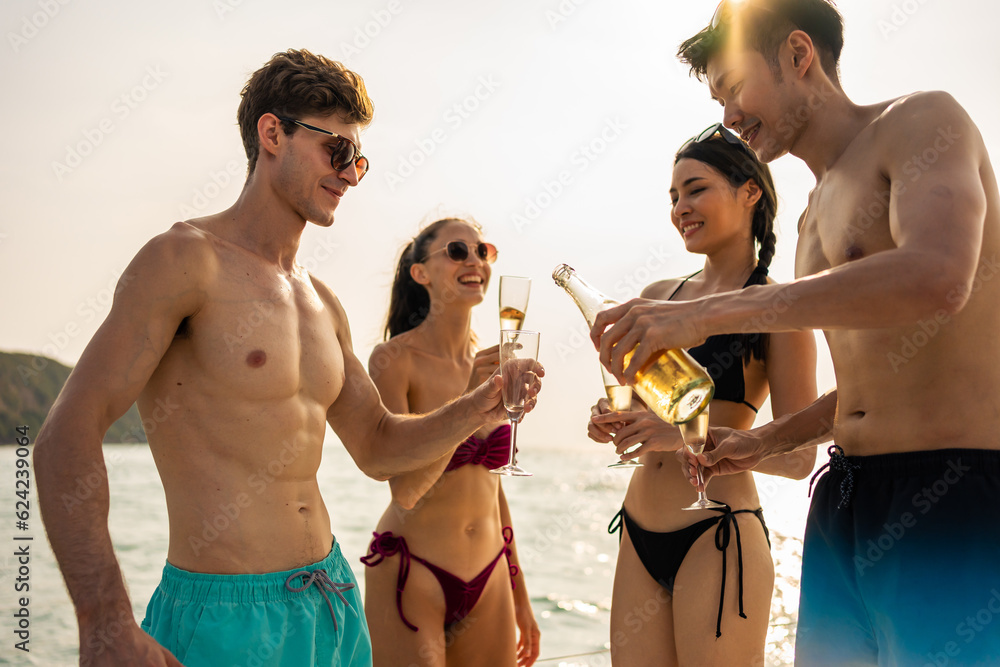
left=361, top=526, right=518, bottom=631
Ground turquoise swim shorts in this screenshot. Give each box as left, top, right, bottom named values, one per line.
left=141, top=539, right=372, bottom=666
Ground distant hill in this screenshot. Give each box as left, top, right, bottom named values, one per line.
left=0, top=351, right=146, bottom=444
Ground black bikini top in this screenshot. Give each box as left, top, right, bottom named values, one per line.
left=668, top=267, right=769, bottom=412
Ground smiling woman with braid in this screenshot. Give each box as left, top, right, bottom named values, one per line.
left=589, top=127, right=817, bottom=666
left=361, top=217, right=540, bottom=667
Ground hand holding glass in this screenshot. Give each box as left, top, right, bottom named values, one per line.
left=679, top=405, right=725, bottom=510
left=491, top=330, right=540, bottom=477
left=602, top=364, right=642, bottom=469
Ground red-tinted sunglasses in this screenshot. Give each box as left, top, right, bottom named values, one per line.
left=426, top=241, right=498, bottom=264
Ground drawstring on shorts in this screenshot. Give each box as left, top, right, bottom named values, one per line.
left=809, top=444, right=861, bottom=509
left=284, top=569, right=356, bottom=631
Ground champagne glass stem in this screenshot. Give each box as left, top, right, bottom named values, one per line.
left=695, top=464, right=707, bottom=497
left=506, top=417, right=519, bottom=468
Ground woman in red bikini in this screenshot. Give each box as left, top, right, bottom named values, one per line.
left=589, top=126, right=819, bottom=666
left=362, top=217, right=540, bottom=667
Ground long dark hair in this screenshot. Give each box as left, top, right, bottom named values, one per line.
left=383, top=218, right=481, bottom=340
left=675, top=135, right=777, bottom=363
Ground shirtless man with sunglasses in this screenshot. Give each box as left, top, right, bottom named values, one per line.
left=34, top=49, right=540, bottom=667
left=591, top=1, right=1000, bottom=664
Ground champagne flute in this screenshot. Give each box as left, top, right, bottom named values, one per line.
left=679, top=405, right=726, bottom=510
left=499, top=276, right=531, bottom=331
left=491, top=330, right=540, bottom=477
left=602, top=364, right=642, bottom=469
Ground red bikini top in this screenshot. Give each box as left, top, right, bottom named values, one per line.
left=444, top=425, right=511, bottom=472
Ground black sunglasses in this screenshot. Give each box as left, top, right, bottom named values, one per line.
left=425, top=240, right=498, bottom=264
left=276, top=116, right=369, bottom=181
left=679, top=122, right=750, bottom=154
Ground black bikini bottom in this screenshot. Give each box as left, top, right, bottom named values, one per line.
left=608, top=504, right=770, bottom=638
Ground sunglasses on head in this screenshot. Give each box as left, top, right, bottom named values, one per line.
left=679, top=122, right=750, bottom=154
left=276, top=115, right=369, bottom=181
left=425, top=240, right=498, bottom=264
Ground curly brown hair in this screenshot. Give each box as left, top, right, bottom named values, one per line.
left=237, top=49, right=374, bottom=175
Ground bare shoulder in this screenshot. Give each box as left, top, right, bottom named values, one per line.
left=875, top=91, right=983, bottom=157
left=641, top=277, right=685, bottom=300
left=369, top=332, right=416, bottom=383
left=58, top=223, right=218, bottom=409
left=307, top=272, right=350, bottom=329
left=120, top=222, right=217, bottom=310
left=882, top=90, right=966, bottom=119
left=134, top=221, right=215, bottom=274
left=307, top=272, right=342, bottom=310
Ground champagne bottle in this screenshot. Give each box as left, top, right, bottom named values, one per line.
left=552, top=264, right=714, bottom=424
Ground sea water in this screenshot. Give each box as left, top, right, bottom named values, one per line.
left=0, top=442, right=812, bottom=666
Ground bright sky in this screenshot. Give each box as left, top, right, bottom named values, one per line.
left=2, top=0, right=999, bottom=450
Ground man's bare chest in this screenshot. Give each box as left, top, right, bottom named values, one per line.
left=168, top=264, right=344, bottom=405
left=795, top=162, right=900, bottom=278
